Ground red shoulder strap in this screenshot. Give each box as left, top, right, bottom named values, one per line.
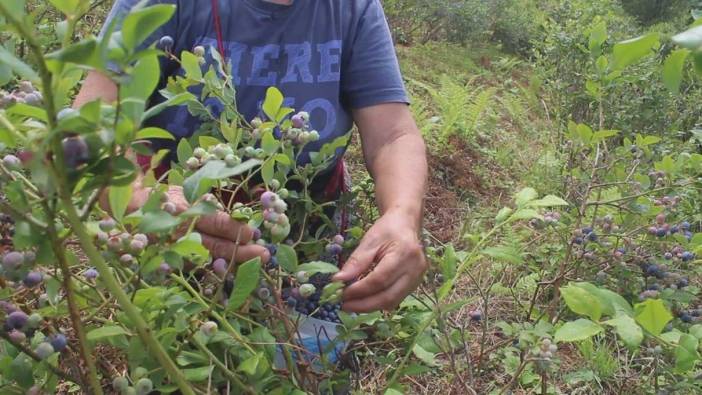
left=211, top=0, right=227, bottom=59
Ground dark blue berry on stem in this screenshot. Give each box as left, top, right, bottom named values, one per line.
left=50, top=333, right=68, bottom=352
left=158, top=35, right=174, bottom=51
left=6, top=311, right=28, bottom=330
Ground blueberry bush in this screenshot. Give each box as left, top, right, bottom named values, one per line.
left=2, top=0, right=702, bottom=394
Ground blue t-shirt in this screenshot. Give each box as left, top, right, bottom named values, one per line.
left=102, top=0, right=408, bottom=173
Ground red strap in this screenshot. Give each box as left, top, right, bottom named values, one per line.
left=211, top=0, right=227, bottom=59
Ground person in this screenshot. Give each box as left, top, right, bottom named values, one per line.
left=76, top=0, right=428, bottom=314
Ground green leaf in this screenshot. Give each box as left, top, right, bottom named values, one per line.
left=182, top=51, right=203, bottom=81
left=121, top=53, right=160, bottom=102
left=182, top=159, right=261, bottom=203
left=555, top=319, right=603, bottom=342
left=675, top=334, right=700, bottom=372
left=87, top=325, right=129, bottom=341
left=0, top=46, right=39, bottom=81
left=138, top=212, right=182, bottom=233
left=262, top=87, right=284, bottom=121
left=482, top=245, right=523, bottom=264
left=47, top=38, right=103, bottom=70
left=612, top=33, right=660, bottom=70
left=573, top=282, right=633, bottom=316
left=673, top=25, right=702, bottom=50
left=635, top=299, right=673, bottom=336
left=527, top=195, right=569, bottom=207
left=171, top=233, right=209, bottom=261
left=412, top=344, right=438, bottom=367
left=261, top=130, right=280, bottom=154
left=511, top=208, right=540, bottom=221
left=228, top=258, right=262, bottom=311
left=135, top=127, right=175, bottom=140
left=604, top=314, right=643, bottom=349
left=514, top=187, right=538, bottom=207
left=662, top=49, right=690, bottom=93
left=48, top=0, right=80, bottom=15
left=560, top=285, right=602, bottom=321
left=121, top=4, right=176, bottom=51
left=143, top=92, right=196, bottom=121
left=238, top=353, right=261, bottom=376
left=177, top=138, right=193, bottom=165
left=276, top=244, right=298, bottom=272
left=183, top=365, right=214, bottom=382
left=297, top=261, right=340, bottom=275
left=261, top=160, right=275, bottom=186
left=109, top=184, right=132, bottom=222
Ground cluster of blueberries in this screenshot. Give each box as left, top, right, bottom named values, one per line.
left=283, top=273, right=342, bottom=323
left=1, top=303, right=67, bottom=361
left=647, top=214, right=693, bottom=241
left=0, top=81, right=42, bottom=108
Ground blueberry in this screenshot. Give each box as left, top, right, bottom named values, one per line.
left=664, top=252, right=673, bottom=260
left=681, top=221, right=691, bottom=231
left=291, top=114, right=305, bottom=129
left=200, top=321, right=218, bottom=336
left=158, top=263, right=172, bottom=274
left=267, top=256, right=279, bottom=270
left=158, top=35, right=174, bottom=51
left=257, top=287, right=271, bottom=300
left=2, top=251, right=24, bottom=271
left=6, top=310, right=28, bottom=330
left=261, top=191, right=277, bottom=209
left=23, top=271, right=42, bottom=287
left=212, top=258, right=228, bottom=277
left=671, top=225, right=679, bottom=234
left=62, top=136, right=90, bottom=169
left=678, top=278, right=689, bottom=288
left=645, top=264, right=660, bottom=276
left=286, top=297, right=297, bottom=308
left=582, top=227, right=593, bottom=234
left=113, top=376, right=129, bottom=392
left=84, top=268, right=99, bottom=280
left=135, top=378, right=153, bottom=395
left=326, top=243, right=343, bottom=255
left=682, top=252, right=695, bottom=262
left=2, top=154, right=21, bottom=170
left=681, top=313, right=693, bottom=323
left=656, top=228, right=667, bottom=238
left=587, top=232, right=598, bottom=242
left=49, top=333, right=68, bottom=352
left=266, top=244, right=278, bottom=256
left=35, top=342, right=54, bottom=359
left=469, top=309, right=482, bottom=322
left=685, top=231, right=693, bottom=241
left=8, top=329, right=26, bottom=343
left=647, top=283, right=660, bottom=291
left=573, top=237, right=583, bottom=245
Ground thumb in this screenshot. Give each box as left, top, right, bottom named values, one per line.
left=333, top=242, right=377, bottom=283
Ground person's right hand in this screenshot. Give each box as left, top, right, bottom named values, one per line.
left=133, top=185, right=271, bottom=264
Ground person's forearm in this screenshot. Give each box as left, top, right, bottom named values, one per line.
left=367, top=132, right=427, bottom=233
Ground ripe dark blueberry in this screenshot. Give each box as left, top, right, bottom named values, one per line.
left=647, top=283, right=661, bottom=291
left=645, top=264, right=660, bottom=277
left=664, top=252, right=673, bottom=260
left=682, top=252, right=694, bottom=262
left=23, top=271, right=42, bottom=287
left=2, top=251, right=24, bottom=271
left=582, top=227, right=593, bottom=235
left=266, top=244, right=278, bottom=256
left=677, top=278, right=689, bottom=288
left=62, top=136, right=90, bottom=169
left=326, top=243, right=343, bottom=255
left=49, top=333, right=68, bottom=352
left=267, top=256, right=279, bottom=269
left=6, top=310, right=28, bottom=330
left=587, top=232, right=598, bottom=242
left=573, top=237, right=583, bottom=245
left=685, top=231, right=693, bottom=241
left=681, top=221, right=691, bottom=231
left=681, top=313, right=693, bottom=323
left=0, top=301, right=18, bottom=314
left=469, top=309, right=482, bottom=321
left=656, top=228, right=667, bottom=238
left=671, top=225, right=679, bottom=234
left=158, top=35, right=174, bottom=51
left=286, top=297, right=297, bottom=308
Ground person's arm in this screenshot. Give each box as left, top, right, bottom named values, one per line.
left=333, top=103, right=428, bottom=312
left=75, top=73, right=269, bottom=263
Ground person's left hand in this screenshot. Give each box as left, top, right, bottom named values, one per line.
left=332, top=210, right=428, bottom=313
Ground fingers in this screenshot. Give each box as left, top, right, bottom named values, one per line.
left=342, top=275, right=413, bottom=313
left=196, top=211, right=253, bottom=244
left=332, top=239, right=378, bottom=283
left=201, top=233, right=270, bottom=263
left=341, top=252, right=402, bottom=301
